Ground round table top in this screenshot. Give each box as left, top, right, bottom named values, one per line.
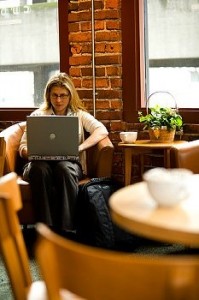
left=118, top=140, right=187, bottom=149
left=109, top=175, right=199, bottom=247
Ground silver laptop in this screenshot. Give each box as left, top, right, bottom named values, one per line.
left=27, top=115, right=79, bottom=160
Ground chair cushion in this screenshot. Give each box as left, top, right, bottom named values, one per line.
left=0, top=122, right=26, bottom=173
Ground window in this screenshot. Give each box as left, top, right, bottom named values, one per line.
left=0, top=0, right=59, bottom=108
left=146, top=0, right=199, bottom=109
left=122, top=0, right=199, bottom=123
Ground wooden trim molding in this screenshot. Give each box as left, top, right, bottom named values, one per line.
left=122, top=0, right=145, bottom=123
left=58, top=1, right=69, bottom=73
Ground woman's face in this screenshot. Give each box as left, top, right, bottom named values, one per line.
left=50, top=86, right=70, bottom=115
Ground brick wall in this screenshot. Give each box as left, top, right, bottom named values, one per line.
left=68, top=0, right=125, bottom=183
left=67, top=0, right=199, bottom=185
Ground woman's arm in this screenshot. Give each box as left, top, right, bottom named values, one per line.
left=78, top=110, right=108, bottom=152
left=79, top=126, right=108, bottom=152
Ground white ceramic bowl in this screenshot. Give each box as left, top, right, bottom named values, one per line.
left=143, top=168, right=193, bottom=207
left=120, top=131, right=138, bottom=143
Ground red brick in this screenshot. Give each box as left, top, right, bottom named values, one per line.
left=68, top=11, right=92, bottom=23
left=96, top=31, right=121, bottom=42
left=96, top=78, right=109, bottom=88
left=82, top=78, right=93, bottom=89
left=95, top=20, right=105, bottom=31
left=105, top=0, right=121, bottom=9
left=95, top=67, right=106, bottom=76
left=71, top=44, right=83, bottom=55
left=72, top=78, right=82, bottom=88
left=105, top=42, right=122, bottom=53
left=95, top=42, right=121, bottom=53
left=110, top=78, right=122, bottom=88
left=68, top=2, right=78, bottom=12
left=81, top=44, right=92, bottom=53
left=95, top=10, right=120, bottom=20
left=95, top=100, right=110, bottom=109
left=95, top=43, right=106, bottom=53
left=69, top=68, right=82, bottom=77
left=69, top=55, right=92, bottom=66
left=107, top=66, right=122, bottom=76
left=106, top=20, right=121, bottom=30
left=110, top=99, right=123, bottom=109
left=81, top=21, right=92, bottom=32
left=96, top=89, right=122, bottom=99
left=79, top=1, right=104, bottom=11
left=78, top=89, right=93, bottom=99
left=68, top=22, right=80, bottom=32
left=96, top=110, right=122, bottom=120
left=78, top=1, right=92, bottom=11
left=69, top=32, right=91, bottom=42
left=95, top=55, right=121, bottom=65
left=82, top=100, right=93, bottom=110
left=110, top=121, right=123, bottom=131
left=81, top=67, right=93, bottom=76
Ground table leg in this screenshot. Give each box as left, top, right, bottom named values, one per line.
left=124, top=148, right=133, bottom=186
left=164, top=149, right=171, bottom=168
left=140, top=154, right=145, bottom=176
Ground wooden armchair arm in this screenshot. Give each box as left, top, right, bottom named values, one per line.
left=86, top=136, right=114, bottom=178
left=170, top=140, right=199, bottom=173
left=0, top=137, right=6, bottom=176
left=0, top=122, right=26, bottom=174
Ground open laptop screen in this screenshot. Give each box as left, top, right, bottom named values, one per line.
left=27, top=115, right=79, bottom=160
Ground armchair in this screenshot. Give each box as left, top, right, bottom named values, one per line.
left=0, top=122, right=114, bottom=225
left=170, top=140, right=199, bottom=173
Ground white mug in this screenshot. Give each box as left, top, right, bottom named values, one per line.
left=120, top=131, right=138, bottom=143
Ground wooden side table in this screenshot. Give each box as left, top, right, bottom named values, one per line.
left=119, top=140, right=187, bottom=186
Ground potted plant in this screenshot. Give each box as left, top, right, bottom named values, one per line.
left=138, top=105, right=183, bottom=143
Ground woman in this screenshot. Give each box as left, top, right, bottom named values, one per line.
left=19, top=72, right=108, bottom=234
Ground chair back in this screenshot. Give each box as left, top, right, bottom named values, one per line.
left=35, top=223, right=199, bottom=300
left=0, top=172, right=32, bottom=300
left=170, top=140, right=199, bottom=173
left=0, top=136, right=6, bottom=176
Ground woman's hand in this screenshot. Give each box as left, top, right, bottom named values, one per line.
left=21, top=147, right=28, bottom=159
left=78, top=144, right=84, bottom=153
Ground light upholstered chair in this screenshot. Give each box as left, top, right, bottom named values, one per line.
left=170, top=140, right=199, bottom=173
left=0, top=172, right=47, bottom=300
left=35, top=222, right=199, bottom=300
left=0, top=122, right=114, bottom=225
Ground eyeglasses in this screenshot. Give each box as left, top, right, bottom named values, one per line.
left=51, top=93, right=70, bottom=100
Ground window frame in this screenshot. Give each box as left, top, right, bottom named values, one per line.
left=122, top=0, right=199, bottom=124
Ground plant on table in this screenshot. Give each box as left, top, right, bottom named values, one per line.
left=138, top=105, right=183, bottom=131
left=138, top=105, right=183, bottom=142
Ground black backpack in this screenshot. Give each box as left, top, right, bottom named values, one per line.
left=75, top=178, right=137, bottom=250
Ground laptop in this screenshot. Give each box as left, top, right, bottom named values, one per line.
left=27, top=115, right=79, bottom=160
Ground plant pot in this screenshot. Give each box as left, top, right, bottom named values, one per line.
left=148, top=128, right=175, bottom=143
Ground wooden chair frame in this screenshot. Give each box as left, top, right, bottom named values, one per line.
left=35, top=223, right=199, bottom=300
left=0, top=172, right=47, bottom=300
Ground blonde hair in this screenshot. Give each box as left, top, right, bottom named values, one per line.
left=40, top=72, right=86, bottom=112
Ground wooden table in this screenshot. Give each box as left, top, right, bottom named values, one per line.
left=119, top=140, right=187, bottom=186
left=109, top=175, right=199, bottom=247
